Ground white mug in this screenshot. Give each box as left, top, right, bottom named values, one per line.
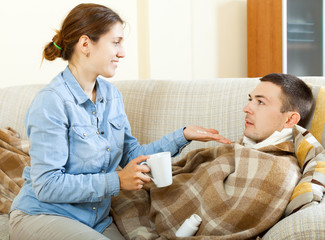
left=140, top=152, right=172, bottom=188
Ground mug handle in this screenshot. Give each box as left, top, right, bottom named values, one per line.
left=139, top=161, right=156, bottom=184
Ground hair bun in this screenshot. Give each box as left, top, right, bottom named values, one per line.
left=42, top=30, right=62, bottom=61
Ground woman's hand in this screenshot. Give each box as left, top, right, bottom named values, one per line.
left=183, top=125, right=231, bottom=144
left=117, top=155, right=151, bottom=191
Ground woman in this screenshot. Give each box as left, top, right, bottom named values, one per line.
left=9, top=3, right=230, bottom=240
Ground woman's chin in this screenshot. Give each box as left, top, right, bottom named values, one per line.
left=101, top=71, right=115, bottom=79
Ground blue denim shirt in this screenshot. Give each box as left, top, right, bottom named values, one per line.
left=10, top=66, right=189, bottom=232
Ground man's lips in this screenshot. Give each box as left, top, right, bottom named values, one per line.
left=245, top=119, right=254, bottom=126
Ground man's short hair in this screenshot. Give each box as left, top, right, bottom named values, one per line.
left=260, top=73, right=314, bottom=124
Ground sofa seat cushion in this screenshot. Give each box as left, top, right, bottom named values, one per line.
left=264, top=199, right=325, bottom=239
left=0, top=214, right=9, bottom=240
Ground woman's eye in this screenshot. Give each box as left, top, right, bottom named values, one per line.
left=258, top=100, right=264, bottom=105
left=248, top=98, right=252, bottom=101
left=114, top=42, right=119, bottom=46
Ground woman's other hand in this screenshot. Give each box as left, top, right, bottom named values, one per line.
left=183, top=125, right=231, bottom=144
left=117, top=155, right=151, bottom=190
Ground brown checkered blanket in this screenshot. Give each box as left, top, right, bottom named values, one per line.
left=111, top=142, right=301, bottom=240
left=0, top=128, right=30, bottom=214
left=1, top=126, right=324, bottom=239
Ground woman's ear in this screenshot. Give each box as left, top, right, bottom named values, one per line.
left=76, top=35, right=91, bottom=57
left=284, top=112, right=301, bottom=128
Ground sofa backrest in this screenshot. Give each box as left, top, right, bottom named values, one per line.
left=1, top=77, right=325, bottom=161
left=0, top=84, right=44, bottom=140
left=114, top=77, right=325, bottom=161
left=114, top=78, right=258, bottom=161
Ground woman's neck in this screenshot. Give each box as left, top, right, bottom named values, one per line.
left=68, top=62, right=97, bottom=103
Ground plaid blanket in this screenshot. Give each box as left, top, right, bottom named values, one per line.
left=0, top=128, right=30, bottom=214
left=111, top=141, right=301, bottom=240
left=1, top=125, right=324, bottom=238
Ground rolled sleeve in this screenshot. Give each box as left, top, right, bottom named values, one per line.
left=172, top=127, right=191, bottom=156
left=105, top=172, right=120, bottom=197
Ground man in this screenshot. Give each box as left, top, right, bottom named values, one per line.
left=243, top=73, right=313, bottom=147
left=111, top=73, right=315, bottom=240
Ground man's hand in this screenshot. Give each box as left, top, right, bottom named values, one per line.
left=117, top=155, right=151, bottom=191
left=183, top=125, right=231, bottom=144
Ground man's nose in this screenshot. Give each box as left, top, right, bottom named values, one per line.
left=243, top=102, right=252, bottom=114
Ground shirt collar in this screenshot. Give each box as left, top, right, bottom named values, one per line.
left=95, top=80, right=105, bottom=104
left=62, top=66, right=105, bottom=105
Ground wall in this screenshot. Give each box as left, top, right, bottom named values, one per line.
left=0, top=0, right=247, bottom=88
left=148, top=0, right=247, bottom=80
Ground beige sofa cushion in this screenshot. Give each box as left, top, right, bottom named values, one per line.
left=113, top=78, right=259, bottom=161
left=0, top=85, right=44, bottom=140
left=263, top=197, right=325, bottom=239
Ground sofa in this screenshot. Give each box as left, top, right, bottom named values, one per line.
left=0, top=77, right=325, bottom=239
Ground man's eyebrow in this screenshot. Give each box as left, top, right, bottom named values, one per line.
left=248, top=94, right=269, bottom=101
left=255, top=95, right=266, bottom=99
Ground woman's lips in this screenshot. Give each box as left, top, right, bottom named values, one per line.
left=111, top=60, right=118, bottom=68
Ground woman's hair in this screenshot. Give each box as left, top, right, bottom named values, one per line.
left=260, top=73, right=314, bottom=124
left=43, top=3, right=124, bottom=61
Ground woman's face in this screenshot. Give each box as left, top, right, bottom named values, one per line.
left=88, top=22, right=126, bottom=78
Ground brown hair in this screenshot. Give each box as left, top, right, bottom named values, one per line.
left=43, top=3, right=124, bottom=61
left=260, top=73, right=314, bottom=124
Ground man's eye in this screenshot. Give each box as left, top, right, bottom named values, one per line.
left=258, top=100, right=264, bottom=105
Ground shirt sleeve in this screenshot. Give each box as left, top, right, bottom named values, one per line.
left=26, top=90, right=119, bottom=203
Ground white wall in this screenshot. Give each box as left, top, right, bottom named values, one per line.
left=148, top=0, right=247, bottom=80
left=0, top=0, right=139, bottom=88
left=0, top=0, right=247, bottom=88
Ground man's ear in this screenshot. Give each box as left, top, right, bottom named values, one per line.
left=284, top=112, right=301, bottom=128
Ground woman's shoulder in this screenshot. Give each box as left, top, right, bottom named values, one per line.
left=37, top=72, right=74, bottom=102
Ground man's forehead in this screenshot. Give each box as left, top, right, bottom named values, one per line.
left=250, top=82, right=282, bottom=100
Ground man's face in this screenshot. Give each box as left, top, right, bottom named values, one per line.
left=243, top=81, right=291, bottom=142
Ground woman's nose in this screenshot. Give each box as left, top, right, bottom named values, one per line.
left=117, top=45, right=126, bottom=58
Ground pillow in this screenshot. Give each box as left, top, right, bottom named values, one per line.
left=266, top=125, right=325, bottom=239
left=285, top=125, right=325, bottom=216
left=302, top=85, right=325, bottom=148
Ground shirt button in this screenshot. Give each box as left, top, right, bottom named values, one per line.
left=107, top=148, right=110, bottom=152
left=101, top=170, right=105, bottom=173
left=92, top=111, right=96, bottom=115
left=117, top=124, right=120, bottom=127
left=92, top=207, right=96, bottom=210
left=83, top=133, right=86, bottom=137
left=96, top=131, right=99, bottom=135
